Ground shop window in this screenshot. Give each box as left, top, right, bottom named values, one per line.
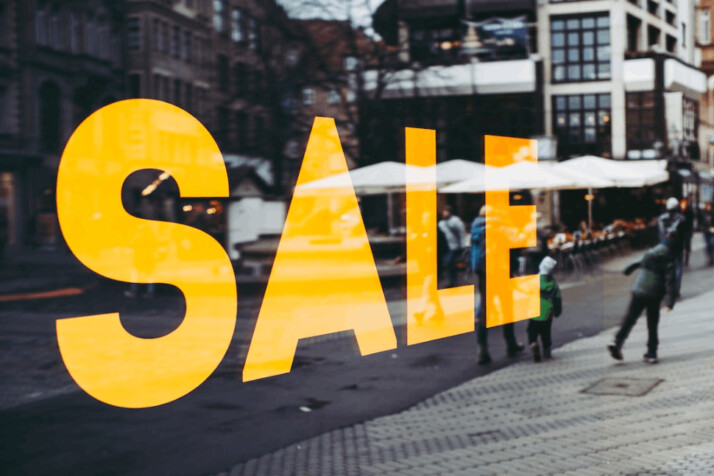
left=551, top=14, right=611, bottom=83
left=554, top=93, right=611, bottom=157
left=683, top=98, right=698, bottom=142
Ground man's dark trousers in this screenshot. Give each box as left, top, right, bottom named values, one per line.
left=615, top=293, right=661, bottom=354
left=476, top=271, right=518, bottom=351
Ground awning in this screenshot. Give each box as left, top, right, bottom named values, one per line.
left=555, top=156, right=667, bottom=188
left=299, top=161, right=432, bottom=195
left=441, top=161, right=572, bottom=193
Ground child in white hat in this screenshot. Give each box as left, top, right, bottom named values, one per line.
left=528, top=256, right=562, bottom=362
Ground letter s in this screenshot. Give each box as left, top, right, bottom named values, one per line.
left=55, top=99, right=237, bottom=408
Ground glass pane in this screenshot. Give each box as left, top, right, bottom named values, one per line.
left=568, top=32, right=580, bottom=46
left=585, top=111, right=596, bottom=126
left=598, top=62, right=611, bottom=79
left=568, top=65, right=581, bottom=80
left=597, top=46, right=610, bottom=61
left=627, top=93, right=640, bottom=109
left=552, top=49, right=565, bottom=64
left=570, top=112, right=581, bottom=126
left=598, top=109, right=610, bottom=125
left=584, top=127, right=597, bottom=143
left=599, top=94, right=611, bottom=108
left=597, top=29, right=610, bottom=44
left=552, top=33, right=565, bottom=47
left=556, top=113, right=567, bottom=128
left=583, top=95, right=596, bottom=109
left=552, top=19, right=565, bottom=31
left=583, top=64, right=596, bottom=80
left=567, top=19, right=580, bottom=30
left=569, top=128, right=582, bottom=143
left=555, top=96, right=567, bottom=110
left=583, top=47, right=595, bottom=61
left=597, top=16, right=610, bottom=27
left=568, top=48, right=580, bottom=61
left=582, top=18, right=596, bottom=29
left=642, top=92, right=655, bottom=108
left=583, top=31, right=595, bottom=45
left=569, top=95, right=582, bottom=109
left=553, top=65, right=565, bottom=81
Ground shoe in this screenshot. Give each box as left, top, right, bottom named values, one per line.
left=477, top=349, right=492, bottom=365
left=543, top=347, right=551, bottom=360
left=507, top=342, right=525, bottom=358
left=530, top=343, right=541, bottom=362
left=643, top=352, right=658, bottom=364
left=607, top=342, right=623, bottom=361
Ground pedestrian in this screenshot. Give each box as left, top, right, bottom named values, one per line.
left=528, top=256, right=562, bottom=362
left=657, top=197, right=684, bottom=296
left=700, top=203, right=714, bottom=266
left=680, top=198, right=695, bottom=266
left=607, top=231, right=677, bottom=364
left=470, top=206, right=524, bottom=365
left=438, top=205, right=466, bottom=287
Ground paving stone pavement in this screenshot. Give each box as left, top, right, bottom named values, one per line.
left=221, top=288, right=714, bottom=475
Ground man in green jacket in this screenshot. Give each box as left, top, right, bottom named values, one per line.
left=608, top=232, right=678, bottom=364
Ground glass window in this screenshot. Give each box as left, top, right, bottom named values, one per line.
left=213, top=0, right=225, bottom=33
left=554, top=93, right=612, bottom=156
left=231, top=9, right=243, bottom=42
left=551, top=14, right=610, bottom=83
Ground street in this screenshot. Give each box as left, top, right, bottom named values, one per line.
left=1, top=241, right=713, bottom=475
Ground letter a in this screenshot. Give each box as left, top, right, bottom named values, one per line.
left=242, top=117, right=397, bottom=382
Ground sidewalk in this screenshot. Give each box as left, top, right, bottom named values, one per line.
left=221, top=285, right=714, bottom=475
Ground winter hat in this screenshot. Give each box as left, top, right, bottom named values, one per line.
left=539, top=256, right=557, bottom=275
left=666, top=197, right=679, bottom=210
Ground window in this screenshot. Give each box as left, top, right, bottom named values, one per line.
left=153, top=74, right=162, bottom=99
left=71, top=13, right=82, bottom=53
left=231, top=9, right=243, bottom=42
left=162, top=22, right=169, bottom=54
left=39, top=82, right=61, bottom=153
left=218, top=54, right=229, bottom=92
left=49, top=6, right=62, bottom=49
left=700, top=10, right=711, bottom=44
left=666, top=34, right=677, bottom=52
left=248, top=18, right=260, bottom=51
left=213, top=0, right=225, bottom=33
left=302, top=87, right=314, bottom=106
left=683, top=98, right=698, bottom=142
left=554, top=93, right=611, bottom=156
left=647, top=0, right=659, bottom=17
left=648, top=25, right=661, bottom=48
left=174, top=79, right=182, bottom=106
left=328, top=88, right=341, bottom=105
left=36, top=3, right=48, bottom=45
left=183, top=31, right=192, bottom=62
left=626, top=92, right=657, bottom=151
left=666, top=10, right=675, bottom=27
left=551, top=14, right=610, bottom=83
left=185, top=83, right=193, bottom=113
left=153, top=18, right=161, bottom=52
left=627, top=15, right=641, bottom=52
left=127, top=17, right=141, bottom=51
left=235, top=111, right=246, bottom=151
left=129, top=74, right=141, bottom=98
left=234, top=63, right=246, bottom=96
left=344, top=56, right=359, bottom=71
left=173, top=26, right=180, bottom=58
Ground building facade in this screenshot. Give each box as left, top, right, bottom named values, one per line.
left=0, top=0, right=127, bottom=247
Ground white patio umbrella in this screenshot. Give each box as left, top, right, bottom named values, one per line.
left=299, top=161, right=432, bottom=195
left=554, top=155, right=648, bottom=188
left=441, top=161, right=572, bottom=193
left=430, top=159, right=495, bottom=187
left=615, top=159, right=669, bottom=186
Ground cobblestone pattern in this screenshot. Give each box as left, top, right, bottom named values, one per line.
left=222, top=290, right=714, bottom=475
